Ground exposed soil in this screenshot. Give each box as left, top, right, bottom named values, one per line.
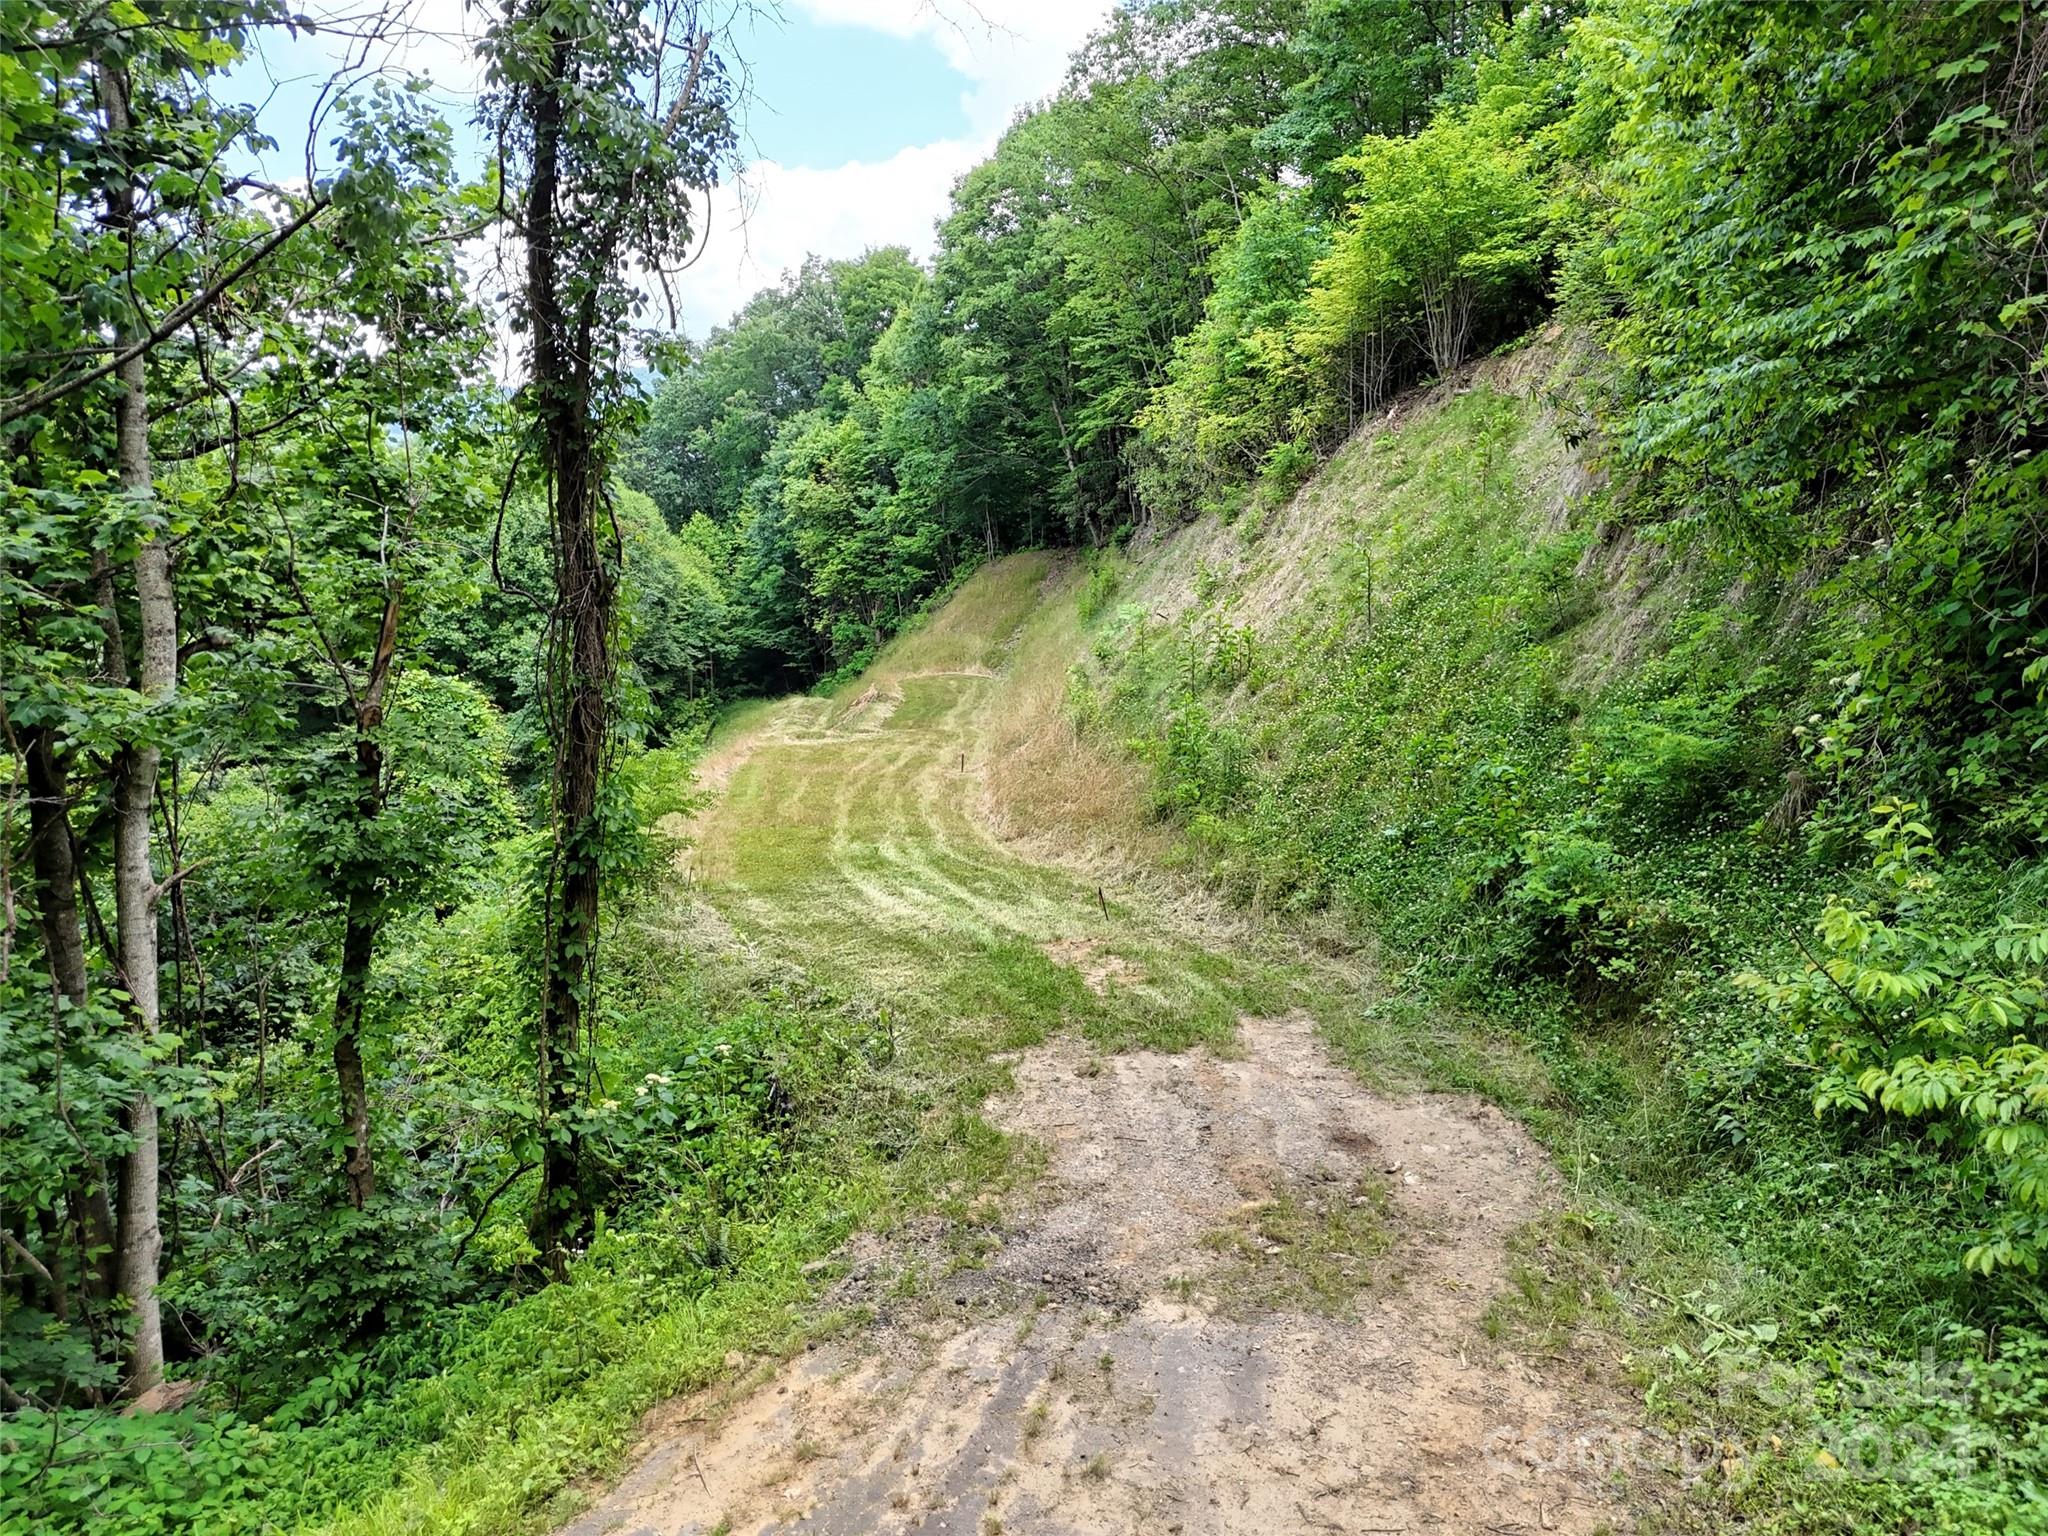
left=562, top=1013, right=1635, bottom=1536
left=571, top=555, right=1641, bottom=1535
left=1038, top=937, right=1141, bottom=996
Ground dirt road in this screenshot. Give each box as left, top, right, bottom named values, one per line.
left=568, top=558, right=1636, bottom=1535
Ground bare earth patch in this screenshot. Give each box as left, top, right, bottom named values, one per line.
left=560, top=1013, right=1635, bottom=1536
left=1039, top=937, right=1142, bottom=996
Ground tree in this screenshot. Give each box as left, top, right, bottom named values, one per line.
left=1, top=0, right=478, bottom=1397
left=626, top=248, right=922, bottom=535
left=251, top=87, right=497, bottom=1207
left=1322, top=112, right=1544, bottom=379
left=1133, top=187, right=1329, bottom=515
left=483, top=0, right=735, bottom=1266
left=3, top=0, right=305, bottom=1399
left=1258, top=0, right=1514, bottom=194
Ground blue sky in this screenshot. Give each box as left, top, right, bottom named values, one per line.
left=734, top=15, right=971, bottom=165
left=226, top=0, right=1110, bottom=340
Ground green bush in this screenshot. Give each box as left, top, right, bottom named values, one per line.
left=1256, top=439, right=1316, bottom=505
left=1742, top=803, right=2048, bottom=1278
left=1077, top=551, right=1121, bottom=623
left=0, top=1411, right=273, bottom=1536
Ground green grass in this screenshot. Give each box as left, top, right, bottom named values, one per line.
left=313, top=1233, right=840, bottom=1536
left=694, top=554, right=1310, bottom=1061
left=1199, top=1177, right=1395, bottom=1315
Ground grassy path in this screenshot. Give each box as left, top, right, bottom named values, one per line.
left=564, top=554, right=1641, bottom=1535
left=691, top=553, right=1298, bottom=1059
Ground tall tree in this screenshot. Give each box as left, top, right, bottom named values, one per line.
left=484, top=0, right=735, bottom=1266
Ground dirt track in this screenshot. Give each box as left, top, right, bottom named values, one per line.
left=567, top=558, right=1637, bottom=1535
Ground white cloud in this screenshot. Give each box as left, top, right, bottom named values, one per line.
left=238, top=0, right=1113, bottom=341
left=661, top=138, right=978, bottom=336
left=658, top=0, right=1110, bottom=335
left=782, top=0, right=1106, bottom=137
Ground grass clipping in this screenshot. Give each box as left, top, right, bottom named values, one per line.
left=1195, top=1175, right=1396, bottom=1315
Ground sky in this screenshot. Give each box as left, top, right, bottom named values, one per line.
left=225, top=0, right=1114, bottom=340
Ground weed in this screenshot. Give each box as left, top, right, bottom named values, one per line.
left=1023, top=1396, right=1051, bottom=1443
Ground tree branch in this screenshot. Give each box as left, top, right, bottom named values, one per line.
left=1, top=198, right=330, bottom=426
left=451, top=1161, right=537, bottom=1268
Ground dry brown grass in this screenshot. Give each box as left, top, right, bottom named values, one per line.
left=1113, top=327, right=1592, bottom=647
left=976, top=558, right=1178, bottom=884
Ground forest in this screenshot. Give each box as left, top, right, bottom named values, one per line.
left=4, top=0, right=2048, bottom=1532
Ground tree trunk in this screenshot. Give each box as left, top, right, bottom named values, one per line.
left=1419, top=272, right=1473, bottom=380
left=332, top=886, right=377, bottom=1210
left=24, top=731, right=89, bottom=1002
left=100, top=54, right=169, bottom=1398
left=523, top=23, right=603, bottom=1270
left=330, top=590, right=400, bottom=1210
left=23, top=731, right=120, bottom=1301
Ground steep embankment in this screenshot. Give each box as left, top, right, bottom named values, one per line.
left=565, top=547, right=1645, bottom=1533
left=1059, top=331, right=2047, bottom=1535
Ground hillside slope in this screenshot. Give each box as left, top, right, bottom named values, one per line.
left=1064, top=332, right=2045, bottom=1535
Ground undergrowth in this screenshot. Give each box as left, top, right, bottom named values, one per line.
left=1078, top=373, right=2048, bottom=1532
left=0, top=889, right=1008, bottom=1536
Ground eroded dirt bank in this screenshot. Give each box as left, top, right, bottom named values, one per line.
left=563, top=1014, right=1633, bottom=1536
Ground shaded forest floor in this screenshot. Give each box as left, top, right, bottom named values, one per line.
left=567, top=555, right=1646, bottom=1535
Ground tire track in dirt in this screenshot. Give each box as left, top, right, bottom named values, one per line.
left=564, top=1016, right=1636, bottom=1535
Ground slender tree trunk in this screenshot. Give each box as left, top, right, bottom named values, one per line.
left=101, top=55, right=169, bottom=1397
left=1420, top=273, right=1474, bottom=380
left=24, top=732, right=88, bottom=1002
left=111, top=480, right=171, bottom=1400
left=1360, top=325, right=1389, bottom=423
left=332, top=883, right=378, bottom=1210
left=35, top=1206, right=70, bottom=1323
left=331, top=831, right=376, bottom=1212
left=330, top=590, right=400, bottom=1210
left=23, top=731, right=120, bottom=1301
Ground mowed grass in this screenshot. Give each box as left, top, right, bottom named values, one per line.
left=692, top=555, right=1301, bottom=1061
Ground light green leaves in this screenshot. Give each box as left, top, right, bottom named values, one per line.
left=1750, top=804, right=2048, bottom=1274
